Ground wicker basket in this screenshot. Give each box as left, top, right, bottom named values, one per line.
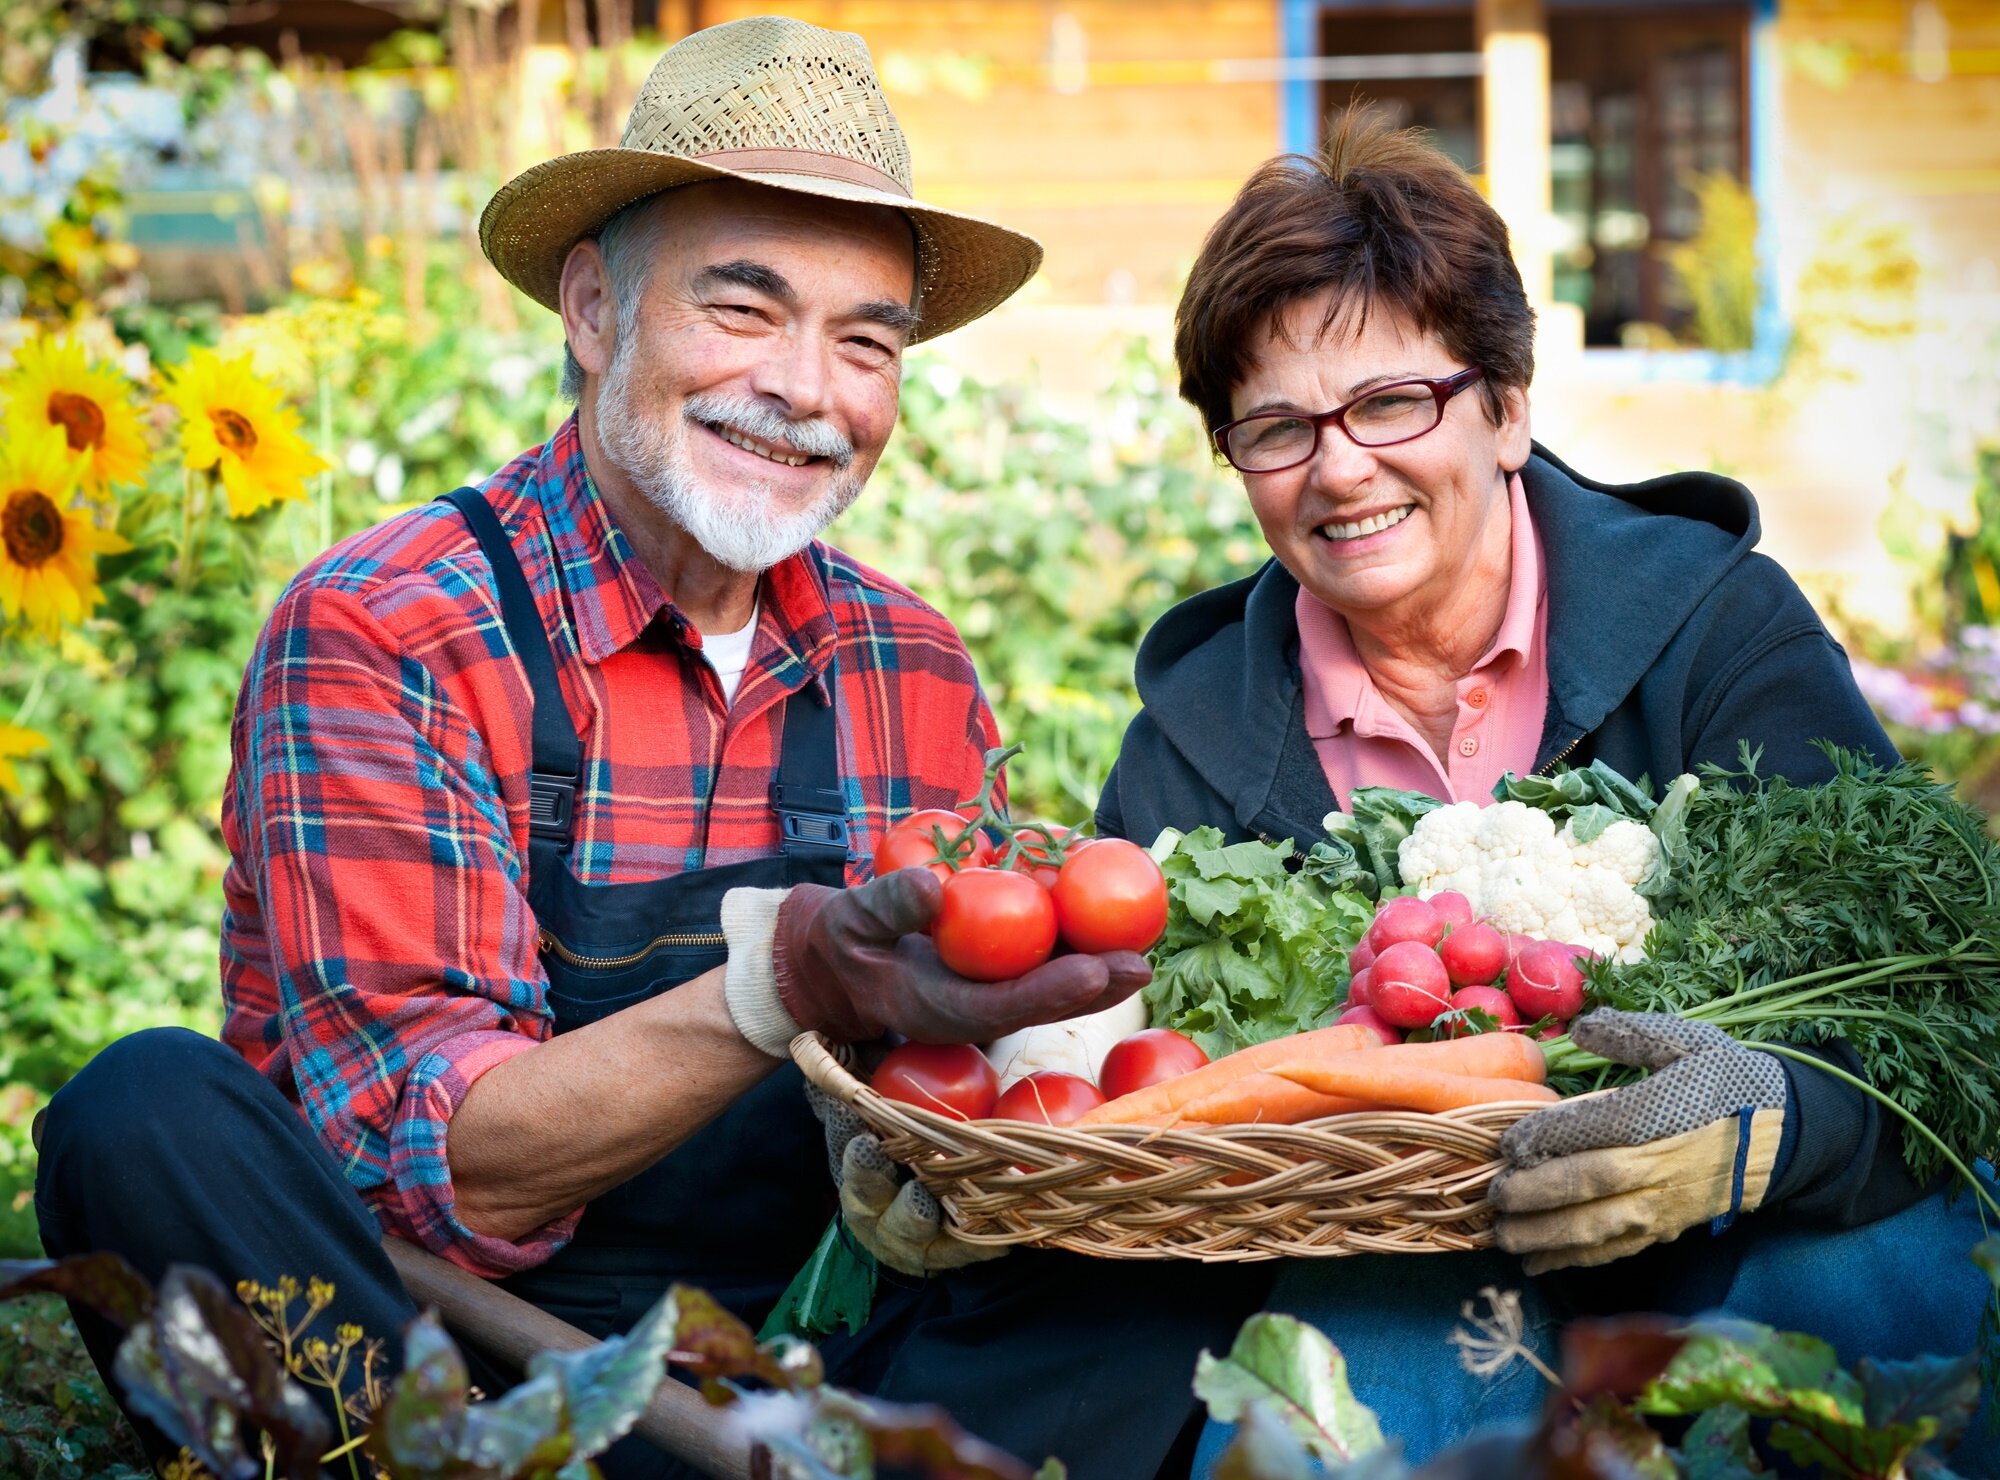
left=792, top=1032, right=1551, bottom=1261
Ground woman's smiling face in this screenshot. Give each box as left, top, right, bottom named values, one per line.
left=1229, top=292, right=1532, bottom=620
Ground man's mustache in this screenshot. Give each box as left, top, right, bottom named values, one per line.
left=680, top=391, right=855, bottom=468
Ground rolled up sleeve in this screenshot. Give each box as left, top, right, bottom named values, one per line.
left=224, top=577, right=576, bottom=1276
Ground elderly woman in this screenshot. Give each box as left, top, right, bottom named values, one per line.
left=1088, top=113, right=1996, bottom=1465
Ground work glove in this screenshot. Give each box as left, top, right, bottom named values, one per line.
left=804, top=1080, right=1004, bottom=1277
left=1490, top=1010, right=1786, bottom=1275
left=717, top=870, right=1150, bottom=1054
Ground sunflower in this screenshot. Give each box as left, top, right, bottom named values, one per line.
left=0, top=425, right=132, bottom=639
left=159, top=348, right=330, bottom=517
left=2, top=334, right=150, bottom=493
left=0, top=724, right=47, bottom=797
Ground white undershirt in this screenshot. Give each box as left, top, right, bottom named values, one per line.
left=699, top=600, right=759, bottom=707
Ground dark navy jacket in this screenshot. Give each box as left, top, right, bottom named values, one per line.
left=1095, top=444, right=1922, bottom=1269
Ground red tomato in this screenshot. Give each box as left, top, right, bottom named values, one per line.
left=993, top=1071, right=1107, bottom=1126
left=872, top=1042, right=999, bottom=1121
left=1004, top=825, right=1071, bottom=888
left=873, top=809, right=991, bottom=881
left=933, top=867, right=1059, bottom=981
left=1097, top=1028, right=1209, bottom=1101
left=1050, top=838, right=1168, bottom=954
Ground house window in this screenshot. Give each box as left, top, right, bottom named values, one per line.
left=1317, top=4, right=1753, bottom=347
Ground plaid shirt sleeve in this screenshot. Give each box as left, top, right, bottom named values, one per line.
left=222, top=574, right=577, bottom=1277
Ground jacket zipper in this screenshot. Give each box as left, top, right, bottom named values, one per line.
left=1535, top=736, right=1583, bottom=777
left=538, top=928, right=727, bottom=970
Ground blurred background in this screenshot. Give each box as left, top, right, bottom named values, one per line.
left=1, top=0, right=1998, bottom=1465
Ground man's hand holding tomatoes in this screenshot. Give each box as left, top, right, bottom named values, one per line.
left=718, top=867, right=1152, bottom=1056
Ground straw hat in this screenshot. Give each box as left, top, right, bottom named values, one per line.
left=480, top=15, right=1043, bottom=343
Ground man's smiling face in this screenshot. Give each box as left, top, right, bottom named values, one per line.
left=577, top=179, right=918, bottom=572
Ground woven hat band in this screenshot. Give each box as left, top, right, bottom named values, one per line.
left=692, top=147, right=909, bottom=200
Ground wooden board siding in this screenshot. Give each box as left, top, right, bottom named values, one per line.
left=699, top=0, right=1282, bottom=302
left=1775, top=1, right=2000, bottom=289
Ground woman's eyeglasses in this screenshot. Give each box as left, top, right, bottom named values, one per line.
left=1214, top=367, right=1487, bottom=474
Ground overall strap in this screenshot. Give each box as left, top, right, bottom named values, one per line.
left=439, top=487, right=580, bottom=856
left=771, top=663, right=850, bottom=883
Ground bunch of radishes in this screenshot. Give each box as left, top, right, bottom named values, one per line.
left=1336, top=891, right=1589, bottom=1045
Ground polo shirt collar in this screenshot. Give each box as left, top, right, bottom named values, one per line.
left=1299, top=471, right=1542, bottom=737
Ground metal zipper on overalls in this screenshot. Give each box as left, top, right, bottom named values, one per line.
left=537, top=928, right=727, bottom=969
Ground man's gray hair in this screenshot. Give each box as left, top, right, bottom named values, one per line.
left=559, top=193, right=673, bottom=401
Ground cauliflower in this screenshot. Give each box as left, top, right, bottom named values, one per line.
left=1398, top=799, right=1659, bottom=960
left=1563, top=818, right=1661, bottom=888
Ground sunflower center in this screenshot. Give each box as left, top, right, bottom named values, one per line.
left=47, top=391, right=106, bottom=453
left=210, top=407, right=258, bottom=457
left=3, top=490, right=65, bottom=569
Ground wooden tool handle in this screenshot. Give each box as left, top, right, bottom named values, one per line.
left=382, top=1237, right=750, bottom=1479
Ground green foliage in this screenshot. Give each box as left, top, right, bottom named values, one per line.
left=1143, top=826, right=1373, bottom=1057
left=1663, top=172, right=1760, bottom=353
left=1576, top=744, right=2000, bottom=1182
left=0, top=1295, right=152, bottom=1480
left=836, top=345, right=1266, bottom=819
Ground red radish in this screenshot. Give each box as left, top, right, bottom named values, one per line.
left=1428, top=891, right=1474, bottom=930
left=1345, top=966, right=1374, bottom=1007
left=1534, top=1020, right=1570, bottom=1042
left=1439, top=922, right=1507, bottom=987
left=1440, top=985, right=1521, bottom=1037
left=1349, top=937, right=1377, bottom=975
left=1334, top=1004, right=1402, bottom=1045
left=1509, top=940, right=1587, bottom=1020
left=1368, top=896, right=1446, bottom=952
left=1369, top=939, right=1455, bottom=1029
left=993, top=1071, right=1107, bottom=1126
left=873, top=1043, right=1000, bottom=1121
left=1505, top=933, right=1537, bottom=964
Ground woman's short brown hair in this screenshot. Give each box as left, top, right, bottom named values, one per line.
left=1175, top=108, right=1534, bottom=438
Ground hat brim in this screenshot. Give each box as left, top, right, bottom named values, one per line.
left=480, top=149, right=1043, bottom=344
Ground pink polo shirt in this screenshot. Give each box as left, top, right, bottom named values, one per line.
left=1297, top=473, right=1549, bottom=811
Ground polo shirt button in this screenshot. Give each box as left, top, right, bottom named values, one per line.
left=1467, top=689, right=1488, bottom=708
left=1458, top=737, right=1479, bottom=758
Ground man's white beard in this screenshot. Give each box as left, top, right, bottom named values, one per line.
left=595, top=331, right=866, bottom=575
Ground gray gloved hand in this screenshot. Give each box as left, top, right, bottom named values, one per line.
left=1490, top=1010, right=1786, bottom=1273
left=805, top=1080, right=1005, bottom=1278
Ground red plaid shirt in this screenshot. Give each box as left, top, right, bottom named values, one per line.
left=219, top=416, right=999, bottom=1276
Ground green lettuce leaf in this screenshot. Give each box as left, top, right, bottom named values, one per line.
left=1144, top=828, right=1372, bottom=1057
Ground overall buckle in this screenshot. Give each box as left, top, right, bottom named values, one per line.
left=529, top=773, right=578, bottom=840
left=770, top=782, right=850, bottom=854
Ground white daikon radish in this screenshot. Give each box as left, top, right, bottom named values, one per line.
left=983, top=994, right=1148, bottom=1090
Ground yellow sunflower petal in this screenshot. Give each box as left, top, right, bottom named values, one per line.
left=0, top=424, right=112, bottom=637
left=3, top=334, right=150, bottom=493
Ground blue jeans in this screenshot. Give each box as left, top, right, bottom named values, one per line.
left=1193, top=1179, right=1999, bottom=1473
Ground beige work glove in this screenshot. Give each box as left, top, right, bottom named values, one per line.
left=805, top=1080, right=1005, bottom=1278
left=1490, top=1011, right=1786, bottom=1275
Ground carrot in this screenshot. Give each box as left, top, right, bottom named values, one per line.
left=1173, top=1074, right=1371, bottom=1126
left=1170, top=1034, right=1551, bottom=1126
left=1264, top=1059, right=1560, bottom=1114
left=1076, top=1023, right=1380, bottom=1126
left=1346, top=1030, right=1548, bottom=1085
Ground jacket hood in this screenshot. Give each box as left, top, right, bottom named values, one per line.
left=1130, top=443, right=1761, bottom=835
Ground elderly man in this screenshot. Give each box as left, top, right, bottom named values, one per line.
left=35, top=18, right=1167, bottom=1477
